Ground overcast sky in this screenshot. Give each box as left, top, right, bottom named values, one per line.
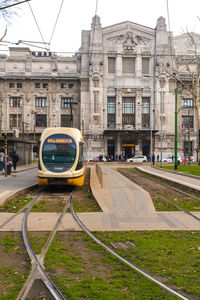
left=1, top=0, right=200, bottom=54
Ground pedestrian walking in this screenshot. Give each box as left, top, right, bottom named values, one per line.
left=11, top=150, right=19, bottom=171
left=152, top=153, right=155, bottom=166
left=157, top=154, right=159, bottom=162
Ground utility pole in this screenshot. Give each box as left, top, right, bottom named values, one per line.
left=174, top=88, right=178, bottom=170
left=0, top=105, right=2, bottom=137
left=160, top=89, right=164, bottom=168
left=3, top=132, right=7, bottom=177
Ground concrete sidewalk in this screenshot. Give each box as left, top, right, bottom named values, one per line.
left=136, top=165, right=200, bottom=191
left=0, top=163, right=37, bottom=176
left=0, top=163, right=200, bottom=231
left=0, top=164, right=37, bottom=205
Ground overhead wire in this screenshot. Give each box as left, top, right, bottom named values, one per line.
left=48, top=0, right=65, bottom=50
left=27, top=1, right=48, bottom=50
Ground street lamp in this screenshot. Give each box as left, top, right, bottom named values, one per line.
left=31, top=111, right=37, bottom=142
left=69, top=102, right=78, bottom=127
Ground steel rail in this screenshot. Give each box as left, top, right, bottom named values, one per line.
left=137, top=169, right=200, bottom=201
left=128, top=170, right=200, bottom=223
left=70, top=197, right=188, bottom=300
left=21, top=193, right=67, bottom=300
left=0, top=188, right=43, bottom=229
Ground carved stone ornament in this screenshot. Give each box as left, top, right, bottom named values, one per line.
left=159, top=74, right=167, bottom=87
left=122, top=31, right=145, bottom=50
left=156, top=17, right=167, bottom=31
left=89, top=62, right=103, bottom=81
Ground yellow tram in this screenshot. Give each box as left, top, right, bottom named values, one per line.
left=38, top=127, right=85, bottom=186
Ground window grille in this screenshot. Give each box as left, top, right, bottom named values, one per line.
left=61, top=98, right=74, bottom=108
left=107, top=97, right=116, bottom=127
left=36, top=114, right=47, bottom=127
left=9, top=114, right=22, bottom=128
left=122, top=97, right=135, bottom=126
left=10, top=97, right=22, bottom=107
left=35, top=97, right=47, bottom=107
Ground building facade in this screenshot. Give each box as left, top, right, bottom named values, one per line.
left=0, top=16, right=200, bottom=161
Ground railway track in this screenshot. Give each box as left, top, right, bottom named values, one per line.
left=119, top=168, right=200, bottom=224
left=0, top=183, right=191, bottom=299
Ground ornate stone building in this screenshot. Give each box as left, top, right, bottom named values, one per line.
left=0, top=47, right=80, bottom=141
left=0, top=16, right=200, bottom=161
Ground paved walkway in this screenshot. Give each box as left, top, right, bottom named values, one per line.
left=0, top=163, right=200, bottom=231
left=0, top=164, right=37, bottom=205
left=137, top=165, right=200, bottom=191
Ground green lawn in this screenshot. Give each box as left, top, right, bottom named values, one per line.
left=158, top=165, right=200, bottom=177
left=43, top=231, right=200, bottom=300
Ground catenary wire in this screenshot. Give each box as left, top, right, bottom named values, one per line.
left=27, top=1, right=48, bottom=50
left=48, top=0, right=65, bottom=50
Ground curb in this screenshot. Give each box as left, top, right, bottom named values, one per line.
left=151, top=165, right=200, bottom=180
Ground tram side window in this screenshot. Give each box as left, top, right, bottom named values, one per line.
left=76, top=142, right=83, bottom=170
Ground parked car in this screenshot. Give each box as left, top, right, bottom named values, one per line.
left=127, top=155, right=147, bottom=163
left=162, top=156, right=181, bottom=163
left=181, top=156, right=194, bottom=163
left=92, top=157, right=99, bottom=162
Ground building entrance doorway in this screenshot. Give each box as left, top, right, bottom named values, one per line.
left=107, top=140, right=115, bottom=160
left=122, top=144, right=135, bottom=159
left=142, top=143, right=149, bottom=156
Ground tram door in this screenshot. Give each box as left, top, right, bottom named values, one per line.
left=107, top=140, right=115, bottom=160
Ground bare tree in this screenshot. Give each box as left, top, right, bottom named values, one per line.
left=161, top=31, right=200, bottom=163
left=0, top=0, right=20, bottom=23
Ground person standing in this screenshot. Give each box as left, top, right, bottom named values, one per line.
left=11, top=150, right=19, bottom=171
left=152, top=153, right=155, bottom=166
left=0, top=150, right=4, bottom=171
left=157, top=154, right=159, bottom=162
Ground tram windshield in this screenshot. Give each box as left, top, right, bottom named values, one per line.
left=42, top=133, right=76, bottom=173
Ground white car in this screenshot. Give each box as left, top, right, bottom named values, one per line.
left=127, top=155, right=147, bottom=163
left=162, top=156, right=181, bottom=163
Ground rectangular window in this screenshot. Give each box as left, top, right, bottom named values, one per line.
left=122, top=57, right=135, bottom=74
left=181, top=99, right=194, bottom=108
left=10, top=97, right=22, bottom=107
left=107, top=97, right=116, bottom=127
left=61, top=115, right=72, bottom=127
left=9, top=114, right=22, bottom=128
left=35, top=97, right=47, bottom=107
left=68, top=83, right=74, bottom=88
left=122, top=97, right=135, bottom=126
left=35, top=83, right=40, bottom=88
left=9, top=83, right=14, bottom=88
left=61, top=83, right=66, bottom=88
left=182, top=115, right=194, bottom=128
left=61, top=97, right=74, bottom=108
left=36, top=114, right=47, bottom=127
left=108, top=57, right=115, bottom=74
left=142, top=97, right=150, bottom=127
left=142, top=57, right=150, bottom=75
left=43, top=83, right=48, bottom=88
left=17, top=83, right=22, bottom=88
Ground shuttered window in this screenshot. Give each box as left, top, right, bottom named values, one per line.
left=108, top=57, right=115, bottom=74
left=122, top=57, right=135, bottom=74
left=142, top=58, right=150, bottom=75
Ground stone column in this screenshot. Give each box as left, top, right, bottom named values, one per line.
left=136, top=89, right=142, bottom=130
left=116, top=88, right=122, bottom=129
left=116, top=54, right=122, bottom=76
left=135, top=47, right=142, bottom=77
